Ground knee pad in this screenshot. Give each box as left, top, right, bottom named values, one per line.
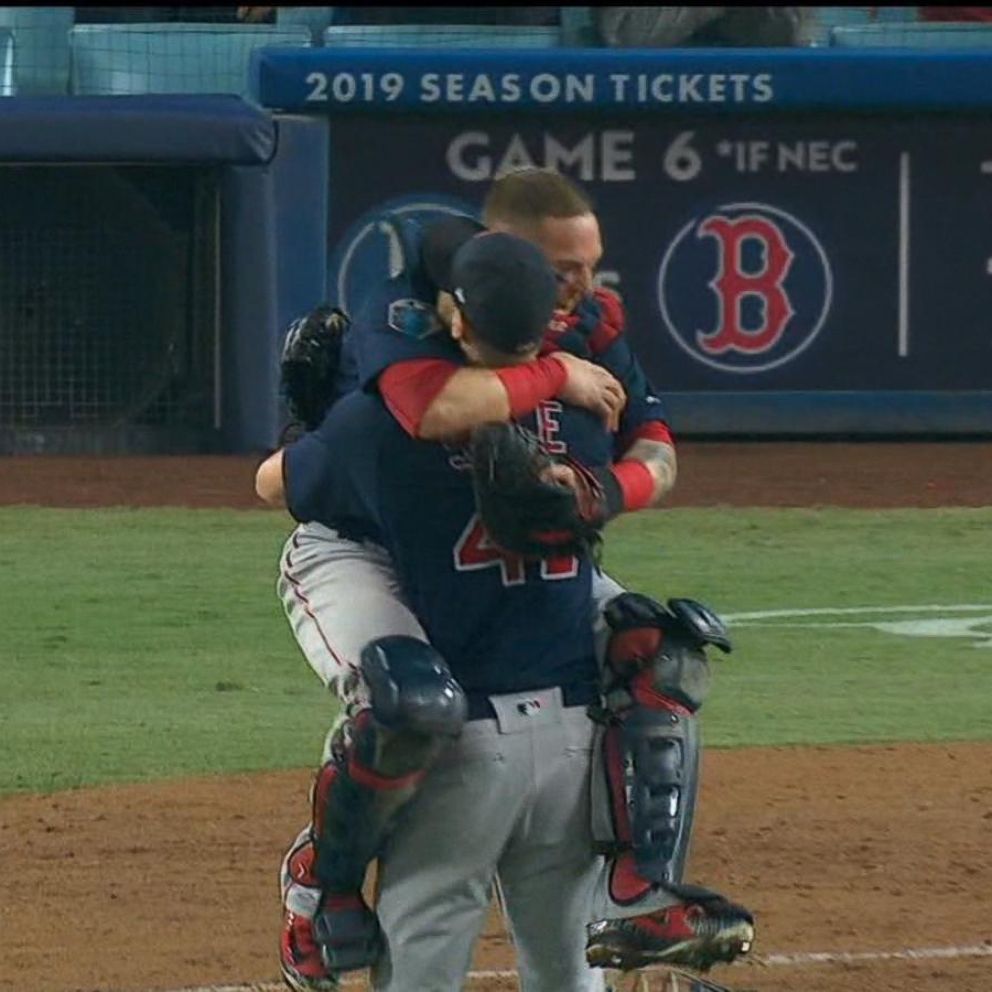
left=604, top=594, right=731, bottom=712
left=361, top=635, right=467, bottom=739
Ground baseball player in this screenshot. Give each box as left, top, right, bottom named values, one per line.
left=257, top=232, right=753, bottom=992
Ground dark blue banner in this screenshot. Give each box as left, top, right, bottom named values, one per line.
left=322, top=113, right=992, bottom=432
left=252, top=48, right=992, bottom=115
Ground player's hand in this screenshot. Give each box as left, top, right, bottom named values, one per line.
left=539, top=461, right=604, bottom=527
left=552, top=351, right=626, bottom=434
left=540, top=461, right=580, bottom=489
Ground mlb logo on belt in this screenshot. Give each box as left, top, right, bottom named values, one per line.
left=658, top=201, right=833, bottom=374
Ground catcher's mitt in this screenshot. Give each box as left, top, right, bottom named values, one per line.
left=469, top=422, right=620, bottom=560
left=279, top=305, right=350, bottom=432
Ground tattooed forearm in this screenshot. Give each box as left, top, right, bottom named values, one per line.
left=620, top=439, right=678, bottom=506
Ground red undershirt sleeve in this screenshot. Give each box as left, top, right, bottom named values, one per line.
left=378, top=358, right=460, bottom=437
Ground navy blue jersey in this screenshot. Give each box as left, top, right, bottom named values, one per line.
left=600, top=334, right=671, bottom=447
left=327, top=212, right=456, bottom=390
left=284, top=392, right=613, bottom=697
left=332, top=323, right=361, bottom=401
left=546, top=289, right=672, bottom=443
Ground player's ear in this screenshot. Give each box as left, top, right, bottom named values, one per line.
left=436, top=291, right=456, bottom=329
left=451, top=308, right=484, bottom=365
left=449, top=305, right=467, bottom=343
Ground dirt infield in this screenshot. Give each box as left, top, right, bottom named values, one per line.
left=0, top=441, right=990, bottom=509
left=2, top=445, right=991, bottom=992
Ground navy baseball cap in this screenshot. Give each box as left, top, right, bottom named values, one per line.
left=420, top=214, right=486, bottom=292
left=450, top=232, right=558, bottom=355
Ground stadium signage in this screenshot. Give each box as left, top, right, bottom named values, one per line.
left=252, top=49, right=992, bottom=114
left=303, top=70, right=774, bottom=107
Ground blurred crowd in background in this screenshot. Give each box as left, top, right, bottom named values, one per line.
left=67, top=6, right=992, bottom=48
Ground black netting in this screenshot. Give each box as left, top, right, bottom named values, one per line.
left=0, top=166, right=217, bottom=440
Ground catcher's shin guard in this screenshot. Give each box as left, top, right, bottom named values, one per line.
left=602, top=701, right=701, bottom=897
left=311, top=636, right=467, bottom=894
left=592, top=595, right=731, bottom=901
left=300, top=637, right=466, bottom=975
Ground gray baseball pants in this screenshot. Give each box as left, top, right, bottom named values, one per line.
left=371, top=687, right=607, bottom=992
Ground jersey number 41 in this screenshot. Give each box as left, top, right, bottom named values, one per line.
left=453, top=514, right=579, bottom=587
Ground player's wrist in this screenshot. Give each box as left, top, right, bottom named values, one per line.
left=495, top=356, right=568, bottom=419
left=588, top=465, right=625, bottom=522
left=598, top=460, right=655, bottom=515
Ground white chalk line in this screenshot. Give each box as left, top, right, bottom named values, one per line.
left=759, top=943, right=992, bottom=966
left=163, top=942, right=992, bottom=992
left=723, top=604, right=992, bottom=622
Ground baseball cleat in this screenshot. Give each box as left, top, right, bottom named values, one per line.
left=586, top=897, right=754, bottom=973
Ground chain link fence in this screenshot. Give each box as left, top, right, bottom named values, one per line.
left=0, top=165, right=218, bottom=453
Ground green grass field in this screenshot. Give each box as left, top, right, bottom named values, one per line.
left=2, top=506, right=990, bottom=795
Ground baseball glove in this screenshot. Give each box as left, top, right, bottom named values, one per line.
left=468, top=422, right=615, bottom=560
left=279, top=305, right=350, bottom=432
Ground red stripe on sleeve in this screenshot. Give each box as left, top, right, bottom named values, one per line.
left=379, top=359, right=459, bottom=437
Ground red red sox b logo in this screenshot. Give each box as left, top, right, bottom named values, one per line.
left=658, top=203, right=832, bottom=374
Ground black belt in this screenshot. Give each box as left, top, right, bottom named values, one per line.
left=465, top=682, right=600, bottom=722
